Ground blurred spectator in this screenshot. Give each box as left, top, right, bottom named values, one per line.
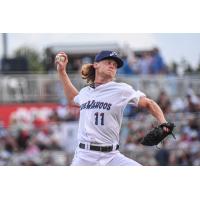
left=16, top=130, right=30, bottom=151
left=117, top=58, right=134, bottom=75
left=185, top=88, right=200, bottom=112
left=25, top=137, right=40, bottom=156
left=73, top=58, right=82, bottom=72
left=123, top=104, right=137, bottom=118
left=177, top=150, right=193, bottom=166
left=137, top=52, right=152, bottom=75
left=156, top=90, right=171, bottom=114
left=150, top=47, right=166, bottom=74
left=155, top=142, right=170, bottom=166
left=171, top=97, right=185, bottom=112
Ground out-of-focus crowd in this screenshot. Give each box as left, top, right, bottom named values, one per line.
left=118, top=47, right=168, bottom=75
left=0, top=105, right=79, bottom=166
left=0, top=88, right=200, bottom=166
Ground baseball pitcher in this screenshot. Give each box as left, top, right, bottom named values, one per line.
left=55, top=50, right=175, bottom=166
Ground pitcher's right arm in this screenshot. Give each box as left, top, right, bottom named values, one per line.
left=55, top=52, right=79, bottom=104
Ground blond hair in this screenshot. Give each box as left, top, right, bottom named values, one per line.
left=81, top=63, right=95, bottom=84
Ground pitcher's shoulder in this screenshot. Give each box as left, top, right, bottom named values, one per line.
left=113, top=82, right=132, bottom=89
left=78, top=85, right=91, bottom=94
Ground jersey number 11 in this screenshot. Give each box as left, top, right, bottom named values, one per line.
left=94, top=112, right=104, bottom=125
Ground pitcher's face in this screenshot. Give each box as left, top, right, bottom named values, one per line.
left=94, top=59, right=118, bottom=79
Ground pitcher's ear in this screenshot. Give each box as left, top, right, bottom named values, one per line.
left=93, top=62, right=98, bottom=69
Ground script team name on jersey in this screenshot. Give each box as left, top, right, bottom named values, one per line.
left=80, top=100, right=112, bottom=110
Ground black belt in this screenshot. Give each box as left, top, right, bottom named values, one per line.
left=79, top=143, right=119, bottom=152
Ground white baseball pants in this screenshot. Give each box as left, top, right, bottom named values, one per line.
left=71, top=148, right=141, bottom=166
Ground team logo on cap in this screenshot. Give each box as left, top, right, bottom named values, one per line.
left=109, top=51, right=118, bottom=56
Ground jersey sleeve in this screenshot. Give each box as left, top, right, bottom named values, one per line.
left=73, top=94, right=80, bottom=105
left=73, top=87, right=88, bottom=106
left=123, top=84, right=146, bottom=107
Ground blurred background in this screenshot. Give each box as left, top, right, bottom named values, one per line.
left=0, top=33, right=200, bottom=166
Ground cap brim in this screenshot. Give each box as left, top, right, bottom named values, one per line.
left=98, top=56, right=124, bottom=68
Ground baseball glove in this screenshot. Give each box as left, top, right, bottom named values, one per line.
left=140, top=122, right=176, bottom=146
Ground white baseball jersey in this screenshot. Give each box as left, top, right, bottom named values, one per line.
left=73, top=81, right=145, bottom=145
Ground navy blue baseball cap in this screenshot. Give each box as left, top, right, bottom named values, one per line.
left=94, top=50, right=123, bottom=68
